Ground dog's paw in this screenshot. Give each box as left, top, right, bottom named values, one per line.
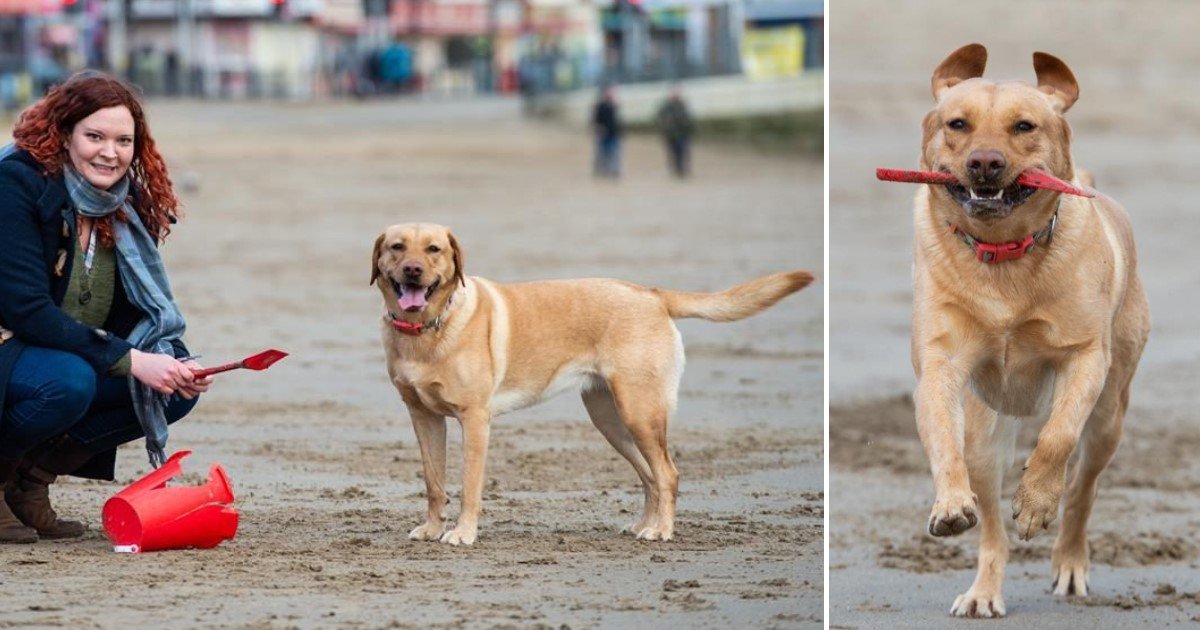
left=622, top=515, right=660, bottom=536
left=950, top=589, right=1006, bottom=618
left=1012, top=477, right=1062, bottom=540
left=928, top=490, right=979, bottom=537
left=407, top=521, right=445, bottom=542
left=634, top=523, right=674, bottom=542
left=439, top=525, right=477, bottom=546
left=1051, top=543, right=1090, bottom=596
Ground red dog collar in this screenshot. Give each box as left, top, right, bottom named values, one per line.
left=950, top=226, right=1037, bottom=263
left=388, top=292, right=455, bottom=336
left=949, top=207, right=1058, bottom=264
left=391, top=319, right=424, bottom=335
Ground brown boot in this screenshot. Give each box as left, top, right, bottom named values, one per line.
left=5, top=475, right=86, bottom=539
left=0, top=458, right=38, bottom=544
left=7, top=436, right=95, bottom=539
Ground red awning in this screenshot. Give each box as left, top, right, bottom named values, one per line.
left=0, top=0, right=41, bottom=15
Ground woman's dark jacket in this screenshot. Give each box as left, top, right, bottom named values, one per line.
left=0, top=149, right=187, bottom=479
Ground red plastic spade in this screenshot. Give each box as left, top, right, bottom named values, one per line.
left=191, top=349, right=288, bottom=379
left=876, top=167, right=1095, bottom=198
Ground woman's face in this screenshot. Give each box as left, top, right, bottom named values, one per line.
left=65, top=105, right=135, bottom=190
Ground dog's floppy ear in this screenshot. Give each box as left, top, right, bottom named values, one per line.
left=932, top=43, right=987, bottom=100
left=448, top=231, right=466, bottom=288
left=370, top=232, right=385, bottom=286
left=918, top=110, right=941, bottom=169
left=1033, top=52, right=1079, bottom=113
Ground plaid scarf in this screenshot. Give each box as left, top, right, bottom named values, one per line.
left=64, top=165, right=186, bottom=468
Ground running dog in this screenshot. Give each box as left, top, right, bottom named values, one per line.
left=372, top=223, right=812, bottom=546
left=909, top=44, right=1150, bottom=617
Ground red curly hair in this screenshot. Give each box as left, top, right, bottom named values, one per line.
left=12, top=70, right=180, bottom=246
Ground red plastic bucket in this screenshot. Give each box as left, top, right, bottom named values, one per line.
left=102, top=450, right=239, bottom=553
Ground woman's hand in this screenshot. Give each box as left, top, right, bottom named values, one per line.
left=177, top=359, right=213, bottom=399
left=129, top=349, right=199, bottom=396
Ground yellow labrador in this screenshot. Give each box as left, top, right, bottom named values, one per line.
left=911, top=44, right=1150, bottom=617
left=371, top=223, right=812, bottom=546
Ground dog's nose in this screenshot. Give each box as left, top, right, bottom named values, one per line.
left=402, top=263, right=423, bottom=278
left=966, top=150, right=1006, bottom=183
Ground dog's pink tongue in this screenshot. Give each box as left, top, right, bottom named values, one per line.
left=398, top=286, right=427, bottom=312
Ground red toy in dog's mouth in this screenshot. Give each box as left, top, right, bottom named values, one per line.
left=876, top=168, right=1095, bottom=199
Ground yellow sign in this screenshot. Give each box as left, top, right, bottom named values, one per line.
left=742, top=26, right=804, bottom=80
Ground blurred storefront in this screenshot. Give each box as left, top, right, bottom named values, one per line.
left=742, top=0, right=820, bottom=78
left=512, top=0, right=601, bottom=98
left=0, top=0, right=90, bottom=108
left=527, top=0, right=821, bottom=122
left=124, top=0, right=325, bottom=98
left=597, top=0, right=744, bottom=83
left=594, top=0, right=820, bottom=84
left=388, top=0, right=486, bottom=93
left=0, top=0, right=822, bottom=106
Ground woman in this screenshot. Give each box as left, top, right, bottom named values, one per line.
left=0, top=71, right=212, bottom=543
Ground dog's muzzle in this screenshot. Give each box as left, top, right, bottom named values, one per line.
left=943, top=174, right=1038, bottom=220
left=392, top=278, right=440, bottom=312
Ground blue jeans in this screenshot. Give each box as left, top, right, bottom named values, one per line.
left=594, top=135, right=621, bottom=177
left=0, top=346, right=197, bottom=460
left=666, top=137, right=691, bottom=178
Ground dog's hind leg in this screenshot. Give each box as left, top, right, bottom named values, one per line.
left=1051, top=377, right=1130, bottom=597
left=406, top=406, right=449, bottom=542
left=951, top=392, right=1018, bottom=618
left=607, top=374, right=678, bottom=541
left=582, top=381, right=660, bottom=535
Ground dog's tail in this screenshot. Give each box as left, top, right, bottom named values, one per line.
left=658, top=271, right=813, bottom=322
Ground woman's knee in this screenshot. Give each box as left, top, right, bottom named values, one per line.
left=50, top=361, right=96, bottom=414
left=1, top=351, right=96, bottom=453
left=27, top=352, right=96, bottom=422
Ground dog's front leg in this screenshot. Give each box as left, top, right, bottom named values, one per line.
left=441, top=408, right=491, bottom=546
left=1013, top=347, right=1108, bottom=541
left=915, top=350, right=979, bottom=537
left=407, top=405, right=449, bottom=541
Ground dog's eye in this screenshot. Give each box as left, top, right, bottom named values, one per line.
left=390, top=243, right=405, bottom=251
left=1014, top=121, right=1037, bottom=132
left=426, top=245, right=441, bottom=254
left=947, top=118, right=967, bottom=131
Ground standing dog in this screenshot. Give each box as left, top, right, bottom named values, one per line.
left=372, top=223, right=812, bottom=546
left=910, top=44, right=1150, bottom=617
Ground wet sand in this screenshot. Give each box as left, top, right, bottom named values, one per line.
left=831, top=1, right=1200, bottom=626
left=1, top=98, right=821, bottom=627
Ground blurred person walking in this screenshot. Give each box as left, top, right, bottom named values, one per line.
left=592, top=85, right=623, bottom=178
left=0, top=71, right=212, bottom=543
left=656, top=86, right=695, bottom=178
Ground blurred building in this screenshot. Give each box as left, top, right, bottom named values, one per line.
left=123, top=0, right=326, bottom=98
left=742, top=0, right=820, bottom=78
left=121, top=0, right=601, bottom=98
left=0, top=0, right=90, bottom=109
left=388, top=0, right=487, bottom=93
left=0, top=0, right=820, bottom=105
left=591, top=0, right=822, bottom=84
left=545, top=0, right=821, bottom=126
left=598, top=0, right=741, bottom=83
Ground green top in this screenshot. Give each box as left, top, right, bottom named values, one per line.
left=62, top=237, right=132, bottom=376
left=657, top=98, right=694, bottom=141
